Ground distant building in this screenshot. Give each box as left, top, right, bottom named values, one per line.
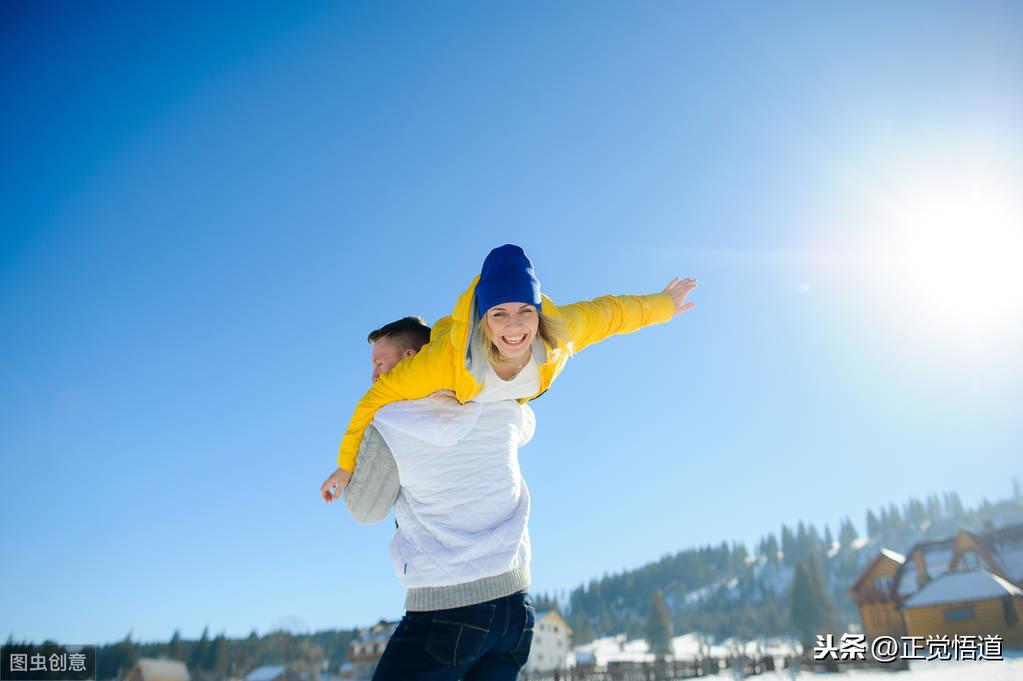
left=849, top=523, right=1023, bottom=647
left=243, top=664, right=309, bottom=681
left=570, top=634, right=654, bottom=669
left=903, top=569, right=1022, bottom=645
left=124, top=658, right=189, bottom=681
left=346, top=620, right=398, bottom=680
left=525, top=611, right=572, bottom=673
left=244, top=666, right=285, bottom=681
left=848, top=548, right=907, bottom=638
left=570, top=649, right=596, bottom=671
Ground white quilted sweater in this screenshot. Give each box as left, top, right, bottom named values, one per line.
left=371, top=393, right=535, bottom=589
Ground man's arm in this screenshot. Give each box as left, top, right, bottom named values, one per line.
left=343, top=425, right=400, bottom=524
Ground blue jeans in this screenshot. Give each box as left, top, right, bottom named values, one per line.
left=372, top=590, right=535, bottom=681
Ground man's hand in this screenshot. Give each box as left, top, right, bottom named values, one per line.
left=321, top=467, right=353, bottom=503
left=662, top=276, right=697, bottom=316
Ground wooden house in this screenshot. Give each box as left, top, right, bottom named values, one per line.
left=902, top=568, right=1023, bottom=645
left=850, top=523, right=1023, bottom=646
left=848, top=548, right=906, bottom=638
left=346, top=620, right=398, bottom=680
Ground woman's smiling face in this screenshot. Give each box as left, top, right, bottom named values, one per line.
left=485, top=302, right=539, bottom=361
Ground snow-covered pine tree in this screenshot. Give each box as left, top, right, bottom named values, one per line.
left=838, top=517, right=858, bottom=548
left=646, top=589, right=674, bottom=658
left=866, top=509, right=880, bottom=539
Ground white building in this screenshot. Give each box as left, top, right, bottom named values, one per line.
left=346, top=619, right=398, bottom=681
left=124, top=658, right=189, bottom=681
left=244, top=666, right=286, bottom=681
left=525, top=611, right=572, bottom=673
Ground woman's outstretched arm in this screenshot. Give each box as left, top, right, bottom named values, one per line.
left=557, top=276, right=696, bottom=353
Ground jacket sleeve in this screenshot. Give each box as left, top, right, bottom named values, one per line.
left=557, top=292, right=676, bottom=354
left=344, top=425, right=400, bottom=525
left=336, top=331, right=456, bottom=471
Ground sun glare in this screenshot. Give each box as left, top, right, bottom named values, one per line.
left=880, top=182, right=1023, bottom=335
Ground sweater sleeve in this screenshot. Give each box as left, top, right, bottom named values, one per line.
left=343, top=425, right=400, bottom=525
left=337, top=329, right=456, bottom=471
left=518, top=404, right=536, bottom=447
left=557, top=292, right=677, bottom=354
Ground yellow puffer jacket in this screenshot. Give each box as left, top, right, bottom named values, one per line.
left=337, top=275, right=677, bottom=470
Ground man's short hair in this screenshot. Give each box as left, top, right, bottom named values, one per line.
left=367, top=316, right=431, bottom=352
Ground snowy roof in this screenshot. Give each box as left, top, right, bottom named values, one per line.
left=903, top=569, right=1023, bottom=608
left=133, top=659, right=190, bottom=681
left=534, top=610, right=570, bottom=632
left=852, top=548, right=906, bottom=592
left=245, top=665, right=285, bottom=681
left=571, top=635, right=653, bottom=666
left=353, top=621, right=398, bottom=643
left=572, top=651, right=596, bottom=664
left=994, top=542, right=1023, bottom=582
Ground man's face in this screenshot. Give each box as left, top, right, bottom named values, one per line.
left=371, top=337, right=416, bottom=384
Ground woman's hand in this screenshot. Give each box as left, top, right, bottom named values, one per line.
left=321, top=467, right=353, bottom=503
left=662, top=276, right=697, bottom=316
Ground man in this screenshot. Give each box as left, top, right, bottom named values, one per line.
left=327, top=316, right=536, bottom=681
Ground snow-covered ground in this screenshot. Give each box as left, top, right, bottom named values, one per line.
left=570, top=634, right=1023, bottom=678
left=571, top=633, right=800, bottom=666
left=758, top=656, right=1023, bottom=680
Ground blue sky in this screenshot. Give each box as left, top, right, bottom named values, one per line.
left=2, top=0, right=1022, bottom=646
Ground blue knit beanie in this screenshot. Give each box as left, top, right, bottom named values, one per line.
left=475, top=244, right=542, bottom=317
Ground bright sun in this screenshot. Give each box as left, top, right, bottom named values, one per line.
left=879, top=181, right=1023, bottom=334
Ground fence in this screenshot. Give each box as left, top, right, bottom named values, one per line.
left=519, top=653, right=911, bottom=680
left=520, top=655, right=780, bottom=681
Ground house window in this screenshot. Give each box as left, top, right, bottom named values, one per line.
left=959, top=552, right=981, bottom=569
left=943, top=606, right=976, bottom=623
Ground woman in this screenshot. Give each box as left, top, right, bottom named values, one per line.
left=321, top=243, right=697, bottom=503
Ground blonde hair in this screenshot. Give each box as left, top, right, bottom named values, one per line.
left=477, top=309, right=572, bottom=366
